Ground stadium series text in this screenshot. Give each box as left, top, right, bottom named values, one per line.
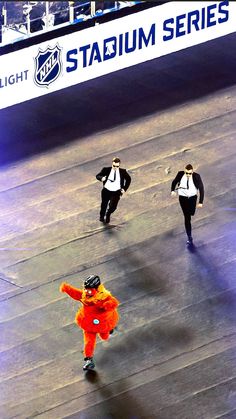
left=0, top=1, right=229, bottom=89
left=66, top=1, right=229, bottom=72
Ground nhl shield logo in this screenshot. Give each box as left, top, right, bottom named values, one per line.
left=34, top=45, right=62, bottom=87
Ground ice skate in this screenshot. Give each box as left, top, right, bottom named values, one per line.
left=186, top=236, right=193, bottom=245
left=83, top=357, right=95, bottom=371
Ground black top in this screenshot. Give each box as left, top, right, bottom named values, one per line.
left=171, top=171, right=204, bottom=204
left=96, top=167, right=131, bottom=192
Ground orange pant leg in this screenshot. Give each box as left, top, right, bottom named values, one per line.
left=83, top=331, right=97, bottom=358
left=99, top=331, right=110, bottom=340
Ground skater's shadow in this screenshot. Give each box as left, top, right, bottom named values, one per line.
left=104, top=218, right=166, bottom=294
left=187, top=243, right=196, bottom=253
left=94, top=322, right=192, bottom=418
left=84, top=368, right=156, bottom=419
left=116, top=250, right=167, bottom=299
left=102, top=222, right=126, bottom=235
left=185, top=242, right=236, bottom=325
left=104, top=228, right=167, bottom=296
left=187, top=244, right=232, bottom=292
left=105, top=322, right=193, bottom=362
left=84, top=369, right=98, bottom=383
left=119, top=241, right=166, bottom=295
left=119, top=257, right=166, bottom=297
left=102, top=227, right=197, bottom=307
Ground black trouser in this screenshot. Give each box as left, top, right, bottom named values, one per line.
left=179, top=195, right=197, bottom=238
left=100, top=188, right=121, bottom=218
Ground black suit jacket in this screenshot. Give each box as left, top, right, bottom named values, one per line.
left=96, top=167, right=131, bottom=192
left=171, top=171, right=204, bottom=204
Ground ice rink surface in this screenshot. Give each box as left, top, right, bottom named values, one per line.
left=0, top=32, right=236, bottom=419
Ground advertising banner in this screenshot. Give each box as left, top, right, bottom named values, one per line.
left=0, top=1, right=235, bottom=109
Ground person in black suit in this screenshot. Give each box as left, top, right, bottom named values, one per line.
left=96, top=157, right=131, bottom=224
left=171, top=164, right=204, bottom=245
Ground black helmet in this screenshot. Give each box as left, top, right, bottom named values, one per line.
left=84, top=275, right=101, bottom=289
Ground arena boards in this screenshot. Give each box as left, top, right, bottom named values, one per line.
left=0, top=1, right=236, bottom=109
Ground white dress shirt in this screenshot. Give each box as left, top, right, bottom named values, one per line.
left=105, top=168, right=121, bottom=191
left=178, top=174, right=197, bottom=197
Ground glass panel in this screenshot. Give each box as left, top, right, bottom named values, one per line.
left=0, top=1, right=145, bottom=46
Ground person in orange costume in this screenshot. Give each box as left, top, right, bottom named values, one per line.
left=60, top=274, right=119, bottom=370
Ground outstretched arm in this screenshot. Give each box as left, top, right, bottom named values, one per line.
left=60, top=283, right=83, bottom=301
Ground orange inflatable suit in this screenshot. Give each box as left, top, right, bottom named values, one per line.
left=60, top=274, right=119, bottom=370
